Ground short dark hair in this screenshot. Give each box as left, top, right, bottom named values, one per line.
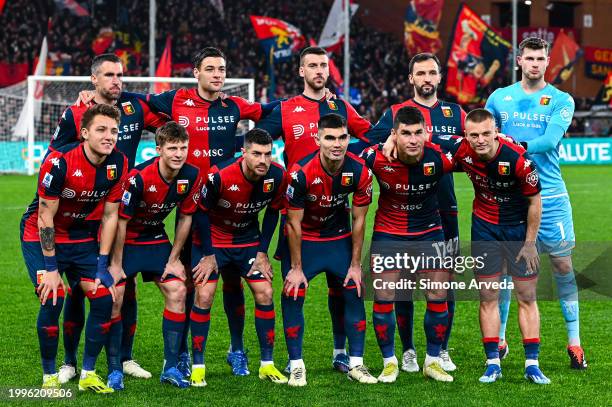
left=80, top=104, right=121, bottom=130
left=393, top=106, right=425, bottom=129
left=518, top=37, right=550, bottom=56
left=300, top=46, right=327, bottom=65
left=318, top=113, right=346, bottom=130
left=192, top=47, right=226, bottom=70
left=244, top=128, right=273, bottom=148
left=155, top=121, right=189, bottom=147
left=408, top=53, right=442, bottom=74
left=465, top=108, right=495, bottom=124
left=91, top=53, right=122, bottom=75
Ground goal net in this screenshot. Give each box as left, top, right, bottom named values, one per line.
left=0, top=76, right=255, bottom=174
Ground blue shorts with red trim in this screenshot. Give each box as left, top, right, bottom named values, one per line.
left=440, top=211, right=460, bottom=256
left=471, top=215, right=534, bottom=280
left=123, top=242, right=178, bottom=282
left=280, top=237, right=352, bottom=282
left=371, top=230, right=448, bottom=274
left=191, top=243, right=265, bottom=283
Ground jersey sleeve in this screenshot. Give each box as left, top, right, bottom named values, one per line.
left=179, top=172, right=202, bottom=215
left=138, top=99, right=169, bottom=131
left=49, top=107, right=79, bottom=151
left=345, top=100, right=372, bottom=143
left=231, top=96, right=263, bottom=122
left=135, top=89, right=177, bottom=116
left=439, top=148, right=455, bottom=174
left=286, top=166, right=307, bottom=210
left=359, top=145, right=378, bottom=170
left=364, top=108, right=393, bottom=145
left=352, top=164, right=373, bottom=207
left=198, top=169, right=222, bottom=212
left=515, top=153, right=542, bottom=197
left=255, top=103, right=283, bottom=139
left=548, top=92, right=575, bottom=132
left=269, top=168, right=287, bottom=211
left=108, top=155, right=130, bottom=203
left=37, top=153, right=67, bottom=200
left=119, top=171, right=144, bottom=220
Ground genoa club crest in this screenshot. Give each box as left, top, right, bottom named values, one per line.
left=423, top=162, right=435, bottom=176
left=263, top=178, right=274, bottom=193
left=498, top=161, right=510, bottom=175
left=121, top=101, right=135, bottom=115
left=540, top=95, right=551, bottom=105
left=177, top=179, right=189, bottom=194
left=106, top=164, right=117, bottom=180
left=327, top=100, right=338, bottom=111
left=341, top=172, right=353, bottom=186
left=441, top=106, right=453, bottom=118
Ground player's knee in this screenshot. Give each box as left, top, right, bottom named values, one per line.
left=194, top=287, right=215, bottom=309
left=551, top=257, right=573, bottom=275
left=253, top=284, right=273, bottom=305
left=166, top=282, right=187, bottom=305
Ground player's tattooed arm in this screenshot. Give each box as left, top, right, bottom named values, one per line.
left=37, top=197, right=60, bottom=255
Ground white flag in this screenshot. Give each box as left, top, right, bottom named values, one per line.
left=13, top=37, right=48, bottom=138
left=318, top=0, right=358, bottom=51
left=209, top=0, right=224, bottom=18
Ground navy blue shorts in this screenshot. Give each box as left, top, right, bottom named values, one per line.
left=123, top=242, right=178, bottom=282
left=21, top=240, right=98, bottom=289
left=440, top=211, right=460, bottom=256
left=471, top=215, right=535, bottom=280
left=191, top=243, right=265, bottom=283
left=280, top=237, right=352, bottom=283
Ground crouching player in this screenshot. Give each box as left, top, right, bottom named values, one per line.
left=190, top=129, right=287, bottom=387
left=108, top=122, right=200, bottom=389
left=20, top=104, right=127, bottom=392
left=452, top=109, right=548, bottom=384
left=282, top=113, right=376, bottom=386
left=362, top=106, right=455, bottom=383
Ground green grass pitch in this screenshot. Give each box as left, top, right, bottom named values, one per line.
left=0, top=165, right=611, bottom=406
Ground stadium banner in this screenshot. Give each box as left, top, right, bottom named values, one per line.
left=318, top=0, right=359, bottom=53
left=584, top=46, right=612, bottom=80
left=4, top=138, right=612, bottom=174
left=545, top=30, right=582, bottom=85
left=250, top=15, right=305, bottom=62
left=594, top=71, right=612, bottom=107
left=403, top=0, right=444, bottom=55
left=444, top=3, right=510, bottom=105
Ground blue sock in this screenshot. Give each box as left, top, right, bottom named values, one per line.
left=120, top=280, right=137, bottom=362
left=281, top=286, right=305, bottom=360
left=163, top=309, right=186, bottom=370
left=82, top=289, right=113, bottom=371
left=37, top=288, right=65, bottom=374
left=223, top=279, right=245, bottom=352
left=327, top=274, right=346, bottom=350
left=523, top=338, right=540, bottom=360
left=179, top=287, right=194, bottom=355
left=62, top=287, right=84, bottom=366
left=254, top=303, right=275, bottom=362
left=373, top=301, right=396, bottom=358
left=498, top=275, right=512, bottom=341
left=190, top=306, right=210, bottom=365
left=106, top=316, right=123, bottom=372
left=343, top=282, right=366, bottom=357
left=554, top=272, right=580, bottom=344
left=443, top=298, right=455, bottom=350
left=483, top=337, right=500, bottom=360
left=423, top=301, right=448, bottom=357
left=395, top=300, right=415, bottom=352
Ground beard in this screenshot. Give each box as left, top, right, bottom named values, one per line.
left=415, top=83, right=437, bottom=98
left=99, top=88, right=121, bottom=101
left=305, top=76, right=326, bottom=91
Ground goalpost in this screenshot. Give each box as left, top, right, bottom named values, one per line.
left=0, top=75, right=255, bottom=175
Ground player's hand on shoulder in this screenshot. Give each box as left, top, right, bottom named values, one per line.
left=192, top=254, right=217, bottom=285
left=75, top=90, right=96, bottom=107
left=324, top=87, right=337, bottom=100
left=382, top=134, right=397, bottom=161
left=248, top=252, right=273, bottom=282
left=284, top=267, right=308, bottom=300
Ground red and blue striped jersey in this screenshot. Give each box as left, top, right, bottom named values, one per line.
left=287, top=151, right=373, bottom=241
left=140, top=88, right=263, bottom=175
left=366, top=99, right=466, bottom=214
left=49, top=93, right=168, bottom=168
left=451, top=138, right=541, bottom=225
left=119, top=157, right=201, bottom=245
left=361, top=142, right=454, bottom=236
left=256, top=94, right=373, bottom=168
left=22, top=142, right=128, bottom=243
left=197, top=157, right=286, bottom=247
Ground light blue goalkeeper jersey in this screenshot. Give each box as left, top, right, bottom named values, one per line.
left=486, top=82, right=575, bottom=197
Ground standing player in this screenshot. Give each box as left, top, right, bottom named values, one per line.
left=486, top=37, right=586, bottom=369
left=257, top=46, right=376, bottom=372
left=108, top=122, right=201, bottom=389
left=367, top=53, right=466, bottom=372
left=20, top=104, right=128, bottom=392
left=362, top=106, right=455, bottom=383
left=283, top=113, right=376, bottom=386
left=452, top=109, right=548, bottom=384
left=55, top=53, right=168, bottom=384
left=189, top=129, right=287, bottom=387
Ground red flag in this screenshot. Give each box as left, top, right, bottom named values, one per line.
left=404, top=0, right=444, bottom=55
left=155, top=37, right=172, bottom=93
left=250, top=15, right=305, bottom=61
left=0, top=0, right=6, bottom=15
left=545, top=30, right=582, bottom=84
left=595, top=71, right=612, bottom=107
left=92, top=28, right=114, bottom=55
